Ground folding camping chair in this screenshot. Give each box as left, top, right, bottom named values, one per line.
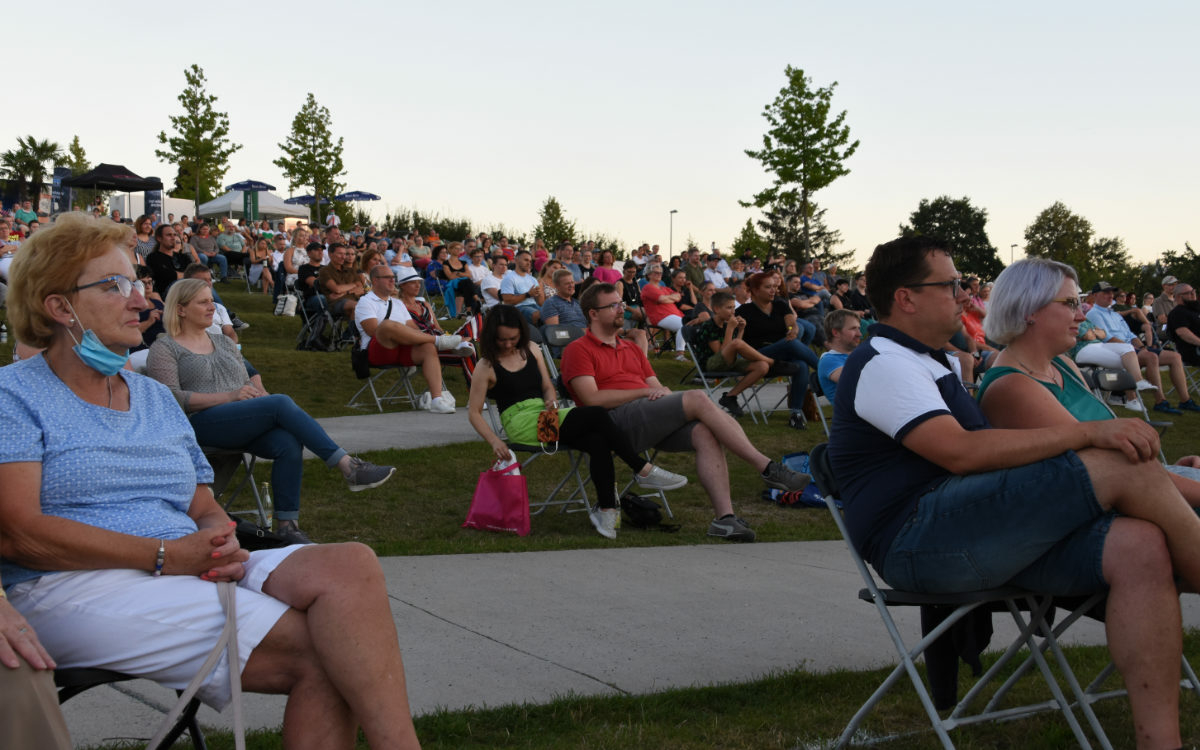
left=677, top=325, right=767, bottom=423
left=808, top=442, right=1120, bottom=749
left=809, top=370, right=831, bottom=438
left=202, top=447, right=268, bottom=527
left=485, top=397, right=592, bottom=516
left=56, top=669, right=207, bottom=750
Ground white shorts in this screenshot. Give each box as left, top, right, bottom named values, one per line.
left=1074, top=341, right=1135, bottom=369
left=7, top=544, right=303, bottom=709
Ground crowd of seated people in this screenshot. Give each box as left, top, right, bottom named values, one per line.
left=19, top=204, right=1200, bottom=742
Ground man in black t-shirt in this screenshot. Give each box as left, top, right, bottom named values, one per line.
left=1165, top=283, right=1200, bottom=365
left=296, top=243, right=327, bottom=312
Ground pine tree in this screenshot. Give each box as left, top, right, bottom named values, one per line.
left=155, top=64, right=241, bottom=203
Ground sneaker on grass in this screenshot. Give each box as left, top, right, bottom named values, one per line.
left=707, top=514, right=755, bottom=542
left=1154, top=400, right=1183, bottom=416
left=635, top=465, right=688, bottom=491
left=1179, top=399, right=1200, bottom=412
left=589, top=507, right=619, bottom=539
left=761, top=460, right=811, bottom=492
left=345, top=457, right=396, bottom=492
left=275, top=519, right=314, bottom=545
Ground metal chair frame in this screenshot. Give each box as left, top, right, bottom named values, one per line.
left=808, top=442, right=1134, bottom=749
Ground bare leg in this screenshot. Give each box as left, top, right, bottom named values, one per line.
left=1080, top=448, right=1200, bottom=592
left=1100, top=518, right=1182, bottom=750
left=1159, top=350, right=1191, bottom=401
left=679, top=390, right=769, bottom=472
left=410, top=343, right=445, bottom=399
left=690, top=422, right=734, bottom=517
left=246, top=543, right=422, bottom=750
left=727, top=360, right=769, bottom=398
left=1137, top=349, right=1166, bottom=401
left=374, top=321, right=444, bottom=398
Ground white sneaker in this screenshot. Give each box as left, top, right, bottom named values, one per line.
left=418, top=391, right=432, bottom=410
left=428, top=396, right=456, bottom=414
left=1123, top=398, right=1146, bottom=413
left=437, top=391, right=456, bottom=408
left=1136, top=379, right=1157, bottom=391
left=588, top=507, right=619, bottom=539
left=635, top=465, right=689, bottom=491
left=435, top=334, right=463, bottom=351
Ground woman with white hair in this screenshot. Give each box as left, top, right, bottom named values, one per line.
left=978, top=257, right=1200, bottom=484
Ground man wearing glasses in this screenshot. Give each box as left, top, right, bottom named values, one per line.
left=561, top=283, right=812, bottom=542
left=829, top=236, right=1193, bottom=748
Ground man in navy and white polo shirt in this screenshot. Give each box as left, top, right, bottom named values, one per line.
left=830, top=235, right=1200, bottom=749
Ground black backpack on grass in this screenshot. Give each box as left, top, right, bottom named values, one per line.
left=619, top=493, right=680, bottom=532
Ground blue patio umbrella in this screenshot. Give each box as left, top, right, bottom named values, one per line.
left=283, top=194, right=330, bottom=205
left=333, top=190, right=382, bottom=202
left=225, top=179, right=277, bottom=192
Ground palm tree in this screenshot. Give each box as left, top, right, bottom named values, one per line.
left=1, top=136, right=62, bottom=202
left=17, top=136, right=63, bottom=201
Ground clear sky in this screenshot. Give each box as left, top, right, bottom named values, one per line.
left=12, top=0, right=1197, bottom=271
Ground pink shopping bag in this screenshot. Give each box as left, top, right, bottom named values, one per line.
left=463, top=462, right=531, bottom=536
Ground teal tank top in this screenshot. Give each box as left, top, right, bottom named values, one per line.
left=976, top=357, right=1113, bottom=423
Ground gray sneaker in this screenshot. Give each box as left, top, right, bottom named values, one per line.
left=761, top=460, right=811, bottom=492
left=634, top=465, right=688, bottom=491
left=275, top=520, right=315, bottom=545
left=345, top=457, right=396, bottom=492
left=707, top=514, right=756, bottom=542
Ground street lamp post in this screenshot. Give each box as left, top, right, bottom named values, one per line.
left=1010, top=243, right=1018, bottom=264
left=669, top=209, right=678, bottom=257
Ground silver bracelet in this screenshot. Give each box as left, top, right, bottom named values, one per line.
left=153, top=539, right=165, bottom=577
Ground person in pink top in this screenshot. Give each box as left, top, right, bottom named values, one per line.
left=639, top=262, right=686, bottom=358
left=591, top=249, right=623, bottom=284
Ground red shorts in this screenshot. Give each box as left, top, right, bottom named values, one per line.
left=367, top=337, right=416, bottom=366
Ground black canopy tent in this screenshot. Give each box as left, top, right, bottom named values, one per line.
left=60, top=163, right=164, bottom=192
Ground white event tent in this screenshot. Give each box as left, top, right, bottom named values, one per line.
left=197, top=190, right=309, bottom=220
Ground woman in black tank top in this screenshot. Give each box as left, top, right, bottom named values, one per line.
left=467, top=306, right=688, bottom=539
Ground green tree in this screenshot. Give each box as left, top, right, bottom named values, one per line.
left=64, top=134, right=106, bottom=210
left=155, top=64, right=241, bottom=203
left=756, top=197, right=853, bottom=268
left=1158, top=243, right=1200, bottom=290
left=531, top=196, right=576, bottom=248
left=741, top=66, right=859, bottom=255
left=1023, top=202, right=1135, bottom=291
left=1, top=135, right=63, bottom=201
left=731, top=219, right=770, bottom=260
left=900, top=195, right=1004, bottom=280
left=275, top=93, right=346, bottom=226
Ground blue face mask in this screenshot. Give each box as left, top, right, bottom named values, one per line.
left=64, top=302, right=130, bottom=376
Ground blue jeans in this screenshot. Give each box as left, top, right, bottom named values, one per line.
left=758, top=337, right=819, bottom=410
left=188, top=395, right=346, bottom=520
left=881, top=452, right=1110, bottom=596
left=793, top=317, right=817, bottom=345
left=202, top=252, right=229, bottom=280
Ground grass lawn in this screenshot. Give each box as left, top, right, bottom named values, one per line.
left=86, top=632, right=1200, bottom=749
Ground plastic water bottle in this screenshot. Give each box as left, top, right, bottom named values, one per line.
left=260, top=482, right=274, bottom=530
left=0, top=322, right=7, bottom=344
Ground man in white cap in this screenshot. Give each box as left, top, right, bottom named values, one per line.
left=1153, top=275, right=1179, bottom=326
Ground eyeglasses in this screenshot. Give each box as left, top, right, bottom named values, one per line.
left=74, top=274, right=145, bottom=298
left=905, top=278, right=962, bottom=291
left=598, top=301, right=625, bottom=312
left=1049, top=296, right=1082, bottom=311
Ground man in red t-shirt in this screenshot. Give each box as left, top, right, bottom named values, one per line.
left=561, top=283, right=811, bottom=542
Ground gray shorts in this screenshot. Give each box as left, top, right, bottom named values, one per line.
left=609, top=393, right=697, bottom=453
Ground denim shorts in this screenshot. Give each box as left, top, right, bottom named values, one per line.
left=881, top=452, right=1113, bottom=596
